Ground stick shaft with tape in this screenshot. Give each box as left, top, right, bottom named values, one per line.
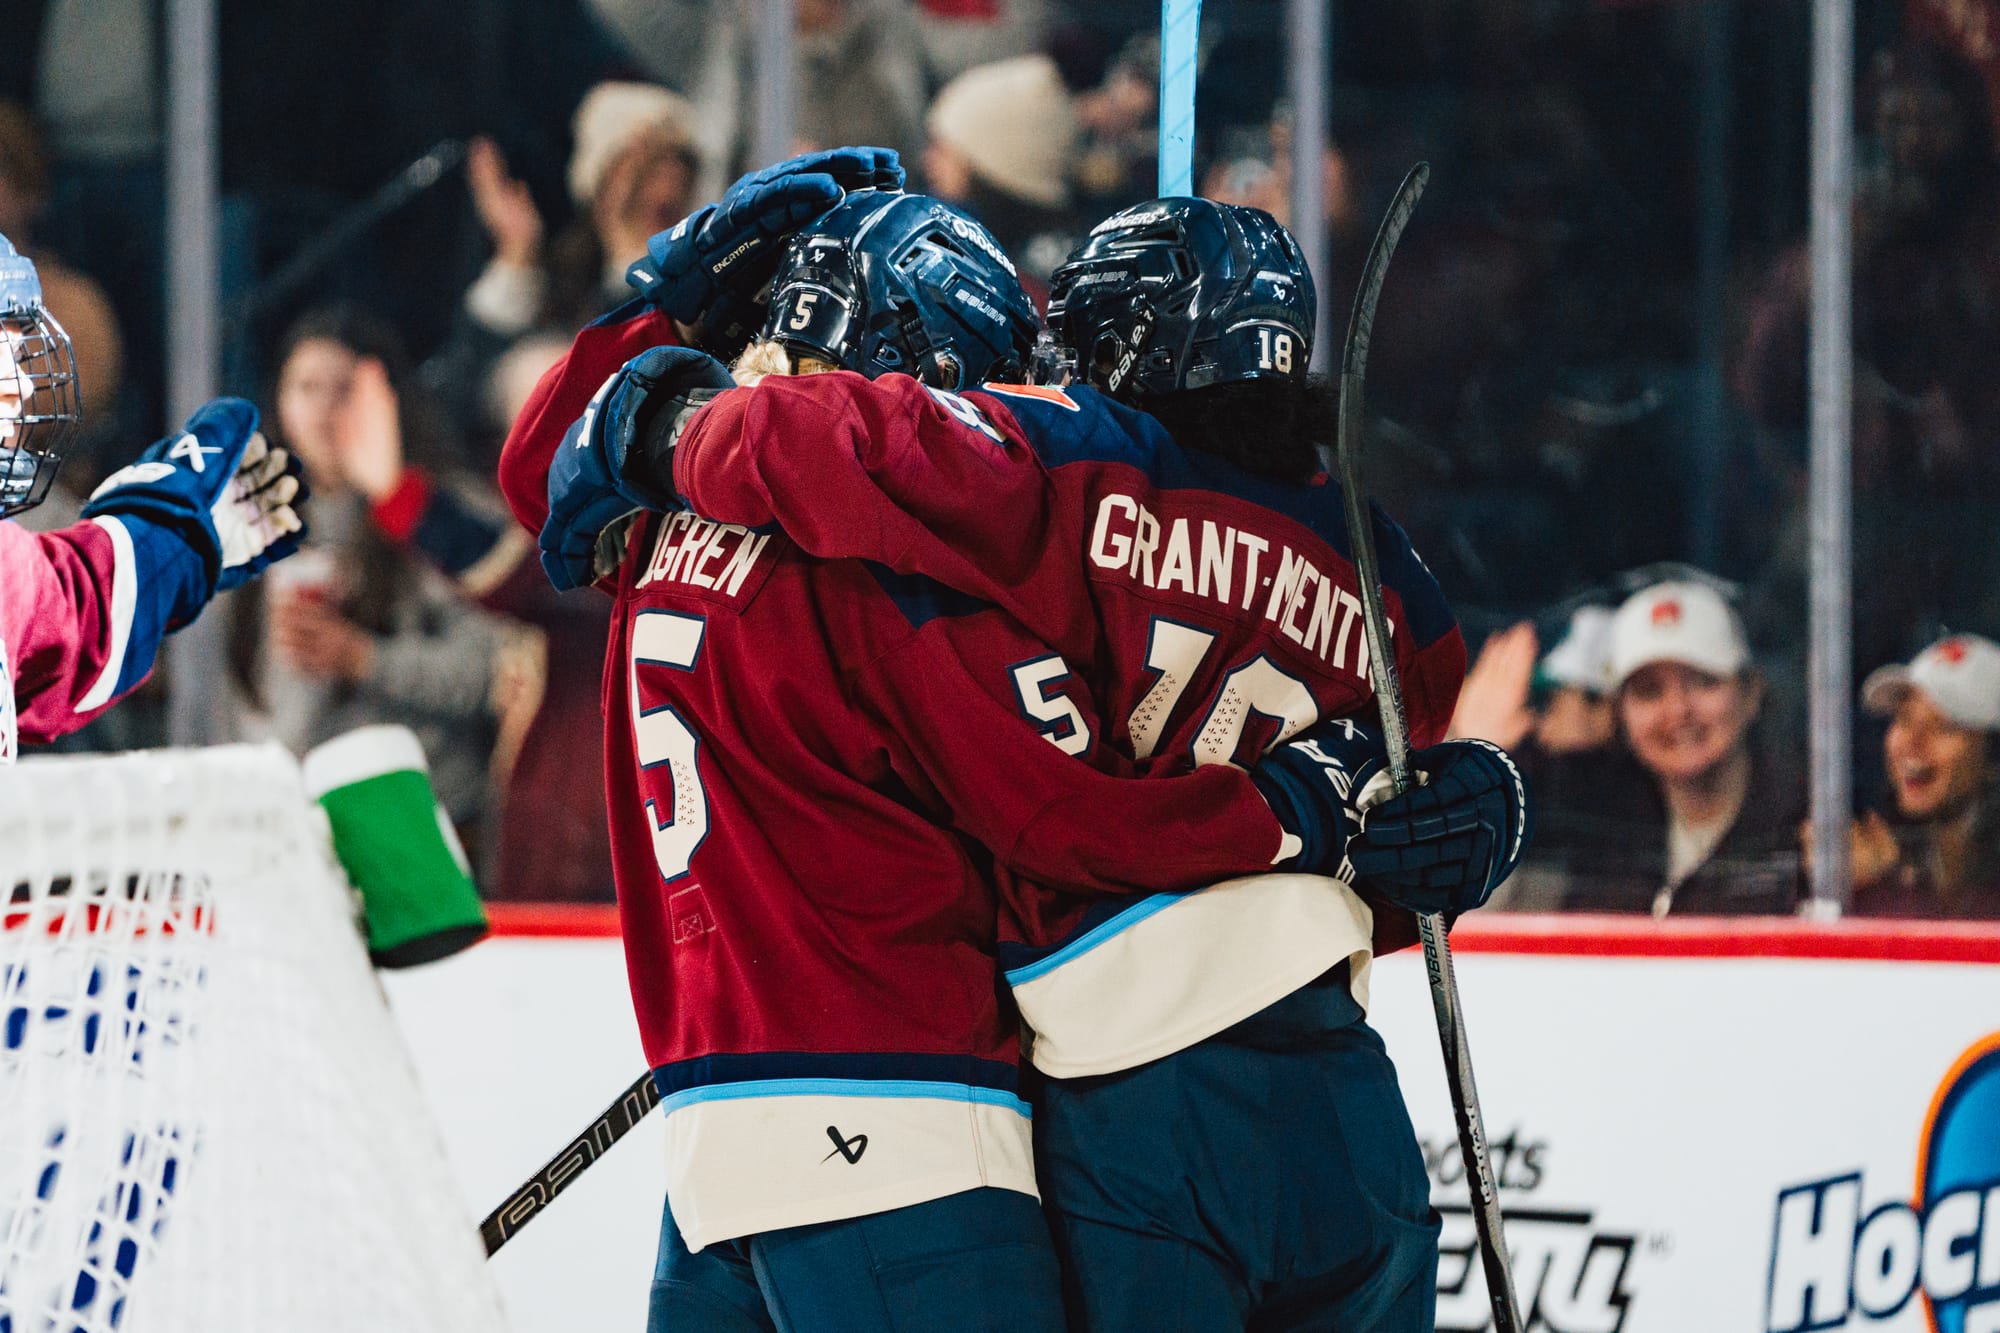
left=480, top=1071, right=661, bottom=1255
left=1333, top=162, right=1523, bottom=1333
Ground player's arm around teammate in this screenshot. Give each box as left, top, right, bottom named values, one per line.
left=509, top=180, right=1402, bottom=1333
left=0, top=236, right=305, bottom=756
left=545, top=192, right=1530, bottom=1332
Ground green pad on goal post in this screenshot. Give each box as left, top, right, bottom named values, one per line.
left=304, top=724, right=488, bottom=968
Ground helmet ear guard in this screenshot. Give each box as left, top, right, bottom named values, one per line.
left=1094, top=292, right=1158, bottom=399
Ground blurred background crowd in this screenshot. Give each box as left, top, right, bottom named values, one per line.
left=3, top=0, right=1996, bottom=918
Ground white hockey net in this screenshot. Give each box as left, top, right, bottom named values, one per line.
left=0, top=745, right=506, bottom=1332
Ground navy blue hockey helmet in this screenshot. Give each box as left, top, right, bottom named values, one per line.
left=759, top=190, right=1041, bottom=390
left=1045, top=198, right=1316, bottom=402
left=0, top=232, right=81, bottom=518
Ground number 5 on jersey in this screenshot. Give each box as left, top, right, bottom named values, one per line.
left=630, top=611, right=710, bottom=881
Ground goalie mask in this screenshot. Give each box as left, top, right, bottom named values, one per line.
left=760, top=190, right=1041, bottom=390
left=0, top=233, right=81, bottom=518
left=1045, top=198, right=1316, bottom=402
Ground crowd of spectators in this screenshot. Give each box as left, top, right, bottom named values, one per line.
left=5, top=0, right=1997, bottom=917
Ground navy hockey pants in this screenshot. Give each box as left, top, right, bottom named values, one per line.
left=646, top=1186, right=1064, bottom=1332
left=1036, top=967, right=1441, bottom=1331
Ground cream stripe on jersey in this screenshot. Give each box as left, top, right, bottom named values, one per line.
left=1010, top=871, right=1376, bottom=1080
left=659, top=1087, right=1037, bottom=1253
left=76, top=516, right=138, bottom=711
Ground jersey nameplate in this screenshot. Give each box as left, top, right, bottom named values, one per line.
left=636, top=510, right=776, bottom=604
left=1088, top=490, right=1391, bottom=680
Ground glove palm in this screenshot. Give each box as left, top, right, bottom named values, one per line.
left=83, top=398, right=308, bottom=602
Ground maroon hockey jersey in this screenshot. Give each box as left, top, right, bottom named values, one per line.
left=671, top=371, right=1468, bottom=1076
left=498, top=306, right=1299, bottom=1248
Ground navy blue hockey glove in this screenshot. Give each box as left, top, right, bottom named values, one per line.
left=1249, top=718, right=1390, bottom=878
left=1346, top=739, right=1531, bottom=916
left=626, top=146, right=904, bottom=354
left=540, top=345, right=735, bottom=591
left=82, top=397, right=308, bottom=612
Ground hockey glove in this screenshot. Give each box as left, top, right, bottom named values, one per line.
left=1346, top=739, right=1531, bottom=916
left=1249, top=717, right=1392, bottom=879
left=83, top=397, right=308, bottom=614
left=626, top=146, right=905, bottom=355
left=540, top=345, right=735, bottom=591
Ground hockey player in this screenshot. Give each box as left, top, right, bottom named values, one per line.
left=0, top=235, right=305, bottom=761
left=501, top=165, right=1393, bottom=1332
left=544, top=196, right=1532, bottom=1329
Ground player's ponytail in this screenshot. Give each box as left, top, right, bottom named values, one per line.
left=729, top=338, right=838, bottom=387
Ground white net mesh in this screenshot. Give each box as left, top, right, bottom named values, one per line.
left=0, top=745, right=506, bottom=1332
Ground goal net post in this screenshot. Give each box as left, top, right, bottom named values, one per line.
left=0, top=744, right=506, bottom=1332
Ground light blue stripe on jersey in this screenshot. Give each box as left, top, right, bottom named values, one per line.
left=1003, top=891, right=1197, bottom=987
left=660, top=1078, right=1032, bottom=1119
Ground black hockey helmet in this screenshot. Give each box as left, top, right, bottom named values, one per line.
left=759, top=189, right=1041, bottom=390
left=1044, top=198, right=1315, bottom=402
left=0, top=232, right=81, bottom=517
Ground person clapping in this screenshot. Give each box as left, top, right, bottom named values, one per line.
left=1843, top=634, right=2000, bottom=916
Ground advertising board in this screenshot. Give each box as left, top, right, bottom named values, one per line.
left=383, top=913, right=2000, bottom=1333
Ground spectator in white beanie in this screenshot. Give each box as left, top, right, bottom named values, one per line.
left=463, top=82, right=701, bottom=342
left=1842, top=633, right=2000, bottom=917
left=923, top=54, right=1080, bottom=285
left=428, top=81, right=702, bottom=439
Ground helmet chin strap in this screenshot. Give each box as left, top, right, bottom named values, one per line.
left=1101, top=293, right=1158, bottom=399
left=893, top=299, right=958, bottom=389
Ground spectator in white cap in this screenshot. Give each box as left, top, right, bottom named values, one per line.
left=1545, top=580, right=1802, bottom=915
left=922, top=54, right=1081, bottom=286
left=1842, top=633, right=2000, bottom=916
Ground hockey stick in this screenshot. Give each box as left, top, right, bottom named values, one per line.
left=1333, top=161, right=1524, bottom=1333
left=479, top=1070, right=661, bottom=1256
left=1158, top=0, right=1203, bottom=195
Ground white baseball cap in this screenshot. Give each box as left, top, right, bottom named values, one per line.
left=1608, top=581, right=1750, bottom=688
left=1862, top=633, right=2000, bottom=732
left=1538, top=605, right=1617, bottom=695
